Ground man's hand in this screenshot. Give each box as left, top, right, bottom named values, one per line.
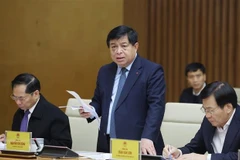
left=162, top=144, right=180, bottom=159
left=79, top=106, right=92, bottom=118
left=141, top=138, right=156, bottom=155
left=177, top=153, right=207, bottom=160
left=0, top=134, right=5, bottom=142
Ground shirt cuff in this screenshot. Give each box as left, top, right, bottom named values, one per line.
left=207, top=154, right=211, bottom=160
left=89, top=107, right=96, bottom=119
left=177, top=149, right=182, bottom=158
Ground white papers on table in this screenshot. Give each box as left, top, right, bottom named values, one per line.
left=77, top=151, right=112, bottom=160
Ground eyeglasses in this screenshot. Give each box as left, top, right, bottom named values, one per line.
left=200, top=106, right=218, bottom=115
left=10, top=93, right=33, bottom=102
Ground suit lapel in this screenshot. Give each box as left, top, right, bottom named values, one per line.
left=116, top=56, right=142, bottom=110
left=207, top=124, right=216, bottom=153
left=222, top=106, right=240, bottom=152
left=28, top=95, right=45, bottom=131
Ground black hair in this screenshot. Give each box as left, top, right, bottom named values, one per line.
left=106, top=25, right=138, bottom=48
left=185, top=62, right=206, bottom=76
left=201, top=81, right=238, bottom=109
left=11, top=73, right=41, bottom=93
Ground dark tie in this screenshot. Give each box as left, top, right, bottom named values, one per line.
left=110, top=68, right=127, bottom=138
left=20, top=110, right=30, bottom=132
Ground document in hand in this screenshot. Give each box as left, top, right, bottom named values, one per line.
left=0, top=141, right=5, bottom=150
left=66, top=90, right=100, bottom=126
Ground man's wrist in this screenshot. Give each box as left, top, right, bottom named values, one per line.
left=206, top=153, right=211, bottom=160
left=176, top=149, right=182, bottom=158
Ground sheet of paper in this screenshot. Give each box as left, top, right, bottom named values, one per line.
left=66, top=90, right=100, bottom=125
left=0, top=142, right=6, bottom=150
left=77, top=151, right=112, bottom=159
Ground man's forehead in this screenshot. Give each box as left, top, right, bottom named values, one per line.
left=187, top=69, right=204, bottom=75
left=110, top=36, right=129, bottom=44
left=202, top=96, right=217, bottom=107
left=13, top=84, right=27, bottom=89
left=202, top=105, right=216, bottom=109
left=13, top=84, right=27, bottom=92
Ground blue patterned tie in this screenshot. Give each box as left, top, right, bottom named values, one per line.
left=20, top=110, right=30, bottom=132
left=110, top=68, right=127, bottom=138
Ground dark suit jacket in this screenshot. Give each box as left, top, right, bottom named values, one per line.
left=179, top=105, right=240, bottom=160
left=12, top=94, right=72, bottom=148
left=89, top=55, right=166, bottom=154
left=179, top=87, right=202, bottom=104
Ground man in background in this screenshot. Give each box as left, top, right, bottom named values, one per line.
left=179, top=62, right=206, bottom=103
left=0, top=73, right=72, bottom=148
left=80, top=25, right=166, bottom=155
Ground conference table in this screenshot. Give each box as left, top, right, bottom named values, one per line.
left=0, top=151, right=112, bottom=160
left=0, top=157, right=90, bottom=160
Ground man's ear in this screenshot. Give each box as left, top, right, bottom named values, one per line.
left=225, top=103, right=233, bottom=113
left=134, top=42, right=139, bottom=51
left=33, top=90, right=40, bottom=96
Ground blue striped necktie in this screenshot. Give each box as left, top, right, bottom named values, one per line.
left=110, top=68, right=127, bottom=138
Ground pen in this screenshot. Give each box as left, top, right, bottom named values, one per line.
left=168, top=145, right=172, bottom=160
left=34, top=138, right=40, bottom=151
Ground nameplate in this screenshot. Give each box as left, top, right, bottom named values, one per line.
left=5, top=131, right=32, bottom=152
left=111, top=138, right=140, bottom=160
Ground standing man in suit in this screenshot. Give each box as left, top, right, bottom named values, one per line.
left=80, top=25, right=166, bottom=155
left=163, top=81, right=240, bottom=160
left=0, top=73, right=72, bottom=148
left=179, top=62, right=206, bottom=103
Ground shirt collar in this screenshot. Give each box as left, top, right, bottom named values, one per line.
left=28, top=97, right=40, bottom=114
left=218, top=108, right=236, bottom=131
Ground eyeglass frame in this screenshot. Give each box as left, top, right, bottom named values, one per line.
left=10, top=92, right=34, bottom=102
left=200, top=106, right=219, bottom=115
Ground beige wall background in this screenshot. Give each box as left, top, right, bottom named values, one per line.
left=0, top=0, right=123, bottom=133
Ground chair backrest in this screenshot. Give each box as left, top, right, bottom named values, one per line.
left=233, top=88, right=240, bottom=104
left=65, top=98, right=98, bottom=151
left=161, top=102, right=204, bottom=148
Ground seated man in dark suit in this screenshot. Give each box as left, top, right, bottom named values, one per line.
left=0, top=73, right=72, bottom=148
left=179, top=62, right=206, bottom=103
left=163, top=81, right=240, bottom=160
